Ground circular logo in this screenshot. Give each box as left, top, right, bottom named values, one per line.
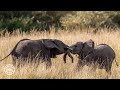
left=3, top=64, right=15, bottom=75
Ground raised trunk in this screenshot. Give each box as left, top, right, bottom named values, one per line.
left=63, top=49, right=74, bottom=63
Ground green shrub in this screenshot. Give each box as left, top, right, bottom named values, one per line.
left=1, top=18, right=24, bottom=32
left=61, top=11, right=120, bottom=30
left=1, top=11, right=120, bottom=33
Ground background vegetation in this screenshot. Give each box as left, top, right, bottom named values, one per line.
left=1, top=11, right=120, bottom=33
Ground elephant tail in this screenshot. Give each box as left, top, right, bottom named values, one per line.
left=114, top=58, right=119, bottom=66
left=0, top=53, right=11, bottom=62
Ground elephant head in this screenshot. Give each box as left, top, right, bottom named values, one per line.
left=64, top=39, right=94, bottom=61
left=42, top=39, right=73, bottom=63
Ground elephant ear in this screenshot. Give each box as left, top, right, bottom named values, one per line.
left=42, top=39, right=61, bottom=50
left=84, top=39, right=94, bottom=48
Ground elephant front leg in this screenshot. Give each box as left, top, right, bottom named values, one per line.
left=76, top=60, right=85, bottom=72
left=90, top=63, right=97, bottom=72
left=45, top=59, right=52, bottom=69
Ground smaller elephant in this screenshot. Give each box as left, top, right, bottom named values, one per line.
left=0, top=39, right=73, bottom=68
left=66, top=39, right=117, bottom=74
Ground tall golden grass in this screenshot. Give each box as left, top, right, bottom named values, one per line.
left=0, top=28, right=120, bottom=79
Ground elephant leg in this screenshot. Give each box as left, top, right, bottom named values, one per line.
left=12, top=56, right=21, bottom=68
left=15, top=61, right=20, bottom=68
left=12, top=56, right=17, bottom=66
left=18, top=58, right=25, bottom=67
left=105, top=65, right=112, bottom=75
left=45, top=59, right=52, bottom=69
left=105, top=60, right=112, bottom=75
left=12, top=59, right=16, bottom=67
left=91, top=63, right=97, bottom=72
left=34, top=59, right=41, bottom=68
left=90, top=61, right=98, bottom=72
left=76, top=60, right=84, bottom=72
left=16, top=58, right=26, bottom=68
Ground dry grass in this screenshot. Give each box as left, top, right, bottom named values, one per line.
left=0, top=28, right=120, bottom=79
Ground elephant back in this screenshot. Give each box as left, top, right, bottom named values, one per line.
left=95, top=44, right=115, bottom=59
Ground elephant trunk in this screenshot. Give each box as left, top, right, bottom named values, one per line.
left=63, top=48, right=73, bottom=63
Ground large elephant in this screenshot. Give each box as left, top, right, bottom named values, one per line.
left=0, top=39, right=73, bottom=68
left=64, top=39, right=117, bottom=74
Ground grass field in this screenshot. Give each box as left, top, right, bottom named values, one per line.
left=0, top=28, right=120, bottom=79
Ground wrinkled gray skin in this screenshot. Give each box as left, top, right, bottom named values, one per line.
left=67, top=39, right=115, bottom=74
left=0, top=39, right=73, bottom=69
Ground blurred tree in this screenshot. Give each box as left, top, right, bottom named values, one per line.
left=31, top=11, right=75, bottom=31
